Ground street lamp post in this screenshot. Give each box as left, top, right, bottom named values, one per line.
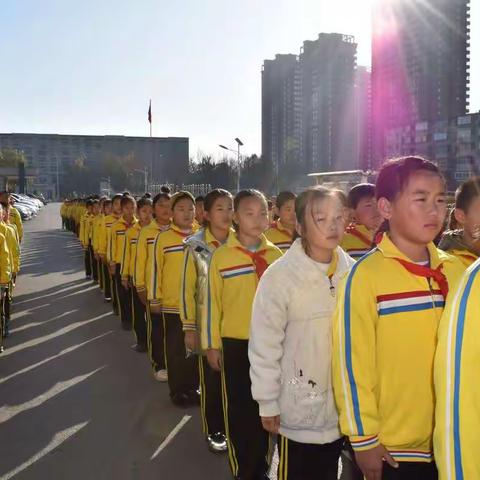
left=219, top=137, right=243, bottom=193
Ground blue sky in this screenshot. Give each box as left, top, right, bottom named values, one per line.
left=0, top=0, right=478, bottom=159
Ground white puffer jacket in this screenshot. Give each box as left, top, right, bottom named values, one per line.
left=249, top=238, right=355, bottom=444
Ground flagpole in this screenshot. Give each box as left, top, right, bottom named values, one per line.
left=149, top=99, right=152, bottom=138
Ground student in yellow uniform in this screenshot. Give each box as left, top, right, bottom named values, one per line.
left=92, top=197, right=106, bottom=291
left=439, top=176, right=480, bottom=267
left=109, top=195, right=137, bottom=330
left=134, top=191, right=171, bottom=381
left=180, top=189, right=233, bottom=451
left=149, top=191, right=198, bottom=406
left=264, top=191, right=297, bottom=252
left=341, top=183, right=382, bottom=259
left=122, top=197, right=153, bottom=352
left=0, top=228, right=12, bottom=345
left=0, top=202, right=18, bottom=336
left=0, top=192, right=24, bottom=243
left=194, top=195, right=205, bottom=229
left=89, top=199, right=101, bottom=284
left=80, top=199, right=95, bottom=279
left=250, top=188, right=355, bottom=480
left=104, top=194, right=122, bottom=314
left=98, top=199, right=113, bottom=302
left=206, top=189, right=283, bottom=479
left=332, top=157, right=465, bottom=480
left=434, top=258, right=480, bottom=480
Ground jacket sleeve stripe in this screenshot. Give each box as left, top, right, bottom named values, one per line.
left=207, top=266, right=213, bottom=348
left=182, top=249, right=190, bottom=321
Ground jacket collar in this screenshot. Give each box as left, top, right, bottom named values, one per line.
left=376, top=233, right=452, bottom=269
left=226, top=231, right=274, bottom=251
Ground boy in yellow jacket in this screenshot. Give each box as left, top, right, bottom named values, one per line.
left=333, top=158, right=465, bottom=480
left=341, top=183, right=382, bottom=259
left=264, top=191, right=296, bottom=252
left=109, top=195, right=137, bottom=330
left=149, top=191, right=198, bottom=405
left=439, top=176, right=480, bottom=267
left=434, top=258, right=480, bottom=480
left=0, top=228, right=12, bottom=345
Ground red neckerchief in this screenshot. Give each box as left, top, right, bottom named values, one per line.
left=393, top=258, right=449, bottom=298
left=459, top=253, right=478, bottom=263
left=211, top=240, right=220, bottom=249
left=346, top=224, right=372, bottom=247
left=235, top=247, right=269, bottom=279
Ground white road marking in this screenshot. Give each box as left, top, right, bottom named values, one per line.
left=150, top=415, right=192, bottom=460
left=0, top=331, right=113, bottom=385
left=9, top=310, right=77, bottom=333
left=1, top=312, right=111, bottom=357
left=0, top=421, right=89, bottom=480
left=0, top=366, right=105, bottom=424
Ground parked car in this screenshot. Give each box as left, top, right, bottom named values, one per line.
left=13, top=203, right=32, bottom=220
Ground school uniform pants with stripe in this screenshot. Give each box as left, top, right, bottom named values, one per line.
left=163, top=312, right=199, bottom=397
left=146, top=308, right=166, bottom=372
left=115, top=265, right=132, bottom=328
left=102, top=262, right=112, bottom=300
left=97, top=258, right=104, bottom=290
left=131, top=287, right=147, bottom=347
left=221, top=337, right=270, bottom=480
left=84, top=248, right=92, bottom=277
left=198, top=355, right=225, bottom=436
left=90, top=246, right=98, bottom=283
left=382, top=462, right=437, bottom=480
left=110, top=267, right=119, bottom=315
left=277, top=435, right=343, bottom=480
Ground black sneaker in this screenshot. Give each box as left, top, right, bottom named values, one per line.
left=207, top=432, right=227, bottom=453
left=187, top=389, right=201, bottom=406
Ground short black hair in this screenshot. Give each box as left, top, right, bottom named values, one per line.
left=195, top=195, right=205, bottom=203
left=348, top=183, right=376, bottom=209
left=455, top=176, right=480, bottom=213
left=234, top=189, right=267, bottom=212
left=137, top=197, right=153, bottom=209
left=171, top=191, right=195, bottom=210
left=112, top=193, right=123, bottom=203
left=276, top=191, right=296, bottom=209
left=144, top=192, right=152, bottom=199
left=153, top=191, right=171, bottom=205
left=120, top=195, right=136, bottom=208
left=160, top=186, right=171, bottom=194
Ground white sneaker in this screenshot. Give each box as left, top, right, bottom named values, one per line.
left=154, top=369, right=168, bottom=382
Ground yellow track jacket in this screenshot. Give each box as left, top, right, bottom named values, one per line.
left=121, top=222, right=142, bottom=280
left=92, top=214, right=104, bottom=254
left=133, top=220, right=170, bottom=294
left=434, top=259, right=480, bottom=480
left=0, top=232, right=11, bottom=286
left=340, top=223, right=374, bottom=260
left=9, top=207, right=23, bottom=242
left=332, top=233, right=465, bottom=463
left=148, top=224, right=194, bottom=313
left=109, top=217, right=137, bottom=266
left=264, top=220, right=294, bottom=252
left=206, top=233, right=283, bottom=349
left=0, top=223, right=20, bottom=274
left=98, top=214, right=119, bottom=257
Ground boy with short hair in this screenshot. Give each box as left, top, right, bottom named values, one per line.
left=341, top=183, right=382, bottom=259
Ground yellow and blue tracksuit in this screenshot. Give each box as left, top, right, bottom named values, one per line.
left=332, top=233, right=465, bottom=464
left=434, top=258, right=480, bottom=480
left=207, top=232, right=282, bottom=478
left=340, top=223, right=374, bottom=260
left=264, top=220, right=293, bottom=252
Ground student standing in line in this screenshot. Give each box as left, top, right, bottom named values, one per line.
left=438, top=176, right=480, bottom=267
left=250, top=187, right=355, bottom=480
left=340, top=183, right=382, bottom=259
left=109, top=195, right=137, bottom=331
left=121, top=197, right=153, bottom=352
left=264, top=191, right=297, bottom=252
left=206, top=189, right=283, bottom=480
left=134, top=191, right=171, bottom=382
left=98, top=199, right=113, bottom=302
left=80, top=199, right=94, bottom=279
left=180, top=189, right=233, bottom=452
left=92, top=197, right=107, bottom=292
left=149, top=191, right=198, bottom=407
left=332, top=157, right=465, bottom=480
left=434, top=257, right=480, bottom=480
left=194, top=195, right=205, bottom=228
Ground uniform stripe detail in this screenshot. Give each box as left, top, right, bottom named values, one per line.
left=116, top=230, right=126, bottom=235
left=162, top=306, right=179, bottom=314
left=347, top=249, right=370, bottom=258
left=452, top=262, right=480, bottom=479
left=163, top=244, right=184, bottom=254
left=182, top=250, right=190, bottom=322
left=343, top=249, right=377, bottom=436
left=390, top=450, right=433, bottom=461
left=207, top=265, right=213, bottom=348
left=220, top=264, right=255, bottom=279
left=350, top=435, right=379, bottom=449
left=274, top=242, right=291, bottom=250
left=377, top=290, right=445, bottom=316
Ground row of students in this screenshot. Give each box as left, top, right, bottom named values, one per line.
left=0, top=193, right=23, bottom=352
left=65, top=161, right=480, bottom=480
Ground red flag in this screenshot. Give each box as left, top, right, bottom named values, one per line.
left=148, top=100, right=152, bottom=124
